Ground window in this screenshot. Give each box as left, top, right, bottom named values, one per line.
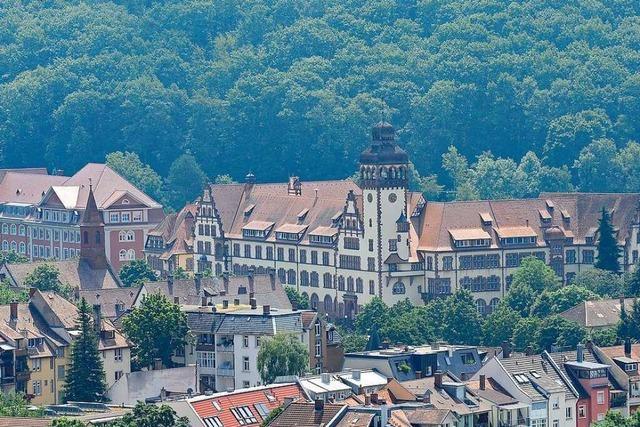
left=244, top=244, right=251, bottom=258
left=18, top=242, right=25, bottom=254
left=243, top=356, right=250, bottom=372
left=553, top=421, right=559, bottom=427
left=339, top=255, right=361, bottom=270
left=566, top=407, right=572, bottom=419
left=10, top=224, right=16, bottom=235
left=565, top=250, right=576, bottom=264
left=299, top=249, right=306, bottom=263
left=231, top=406, right=257, bottom=425
left=109, top=212, right=120, bottom=223
left=323, top=273, right=332, bottom=288
left=254, top=403, right=271, bottom=419
left=442, top=256, right=453, bottom=271
left=626, top=363, right=638, bottom=372
left=583, top=250, right=595, bottom=264
left=115, top=370, right=124, bottom=381
left=597, top=390, right=605, bottom=404
left=369, top=239, right=374, bottom=251
left=369, top=280, right=375, bottom=295
left=460, top=352, right=475, bottom=365
left=1, top=224, right=7, bottom=234
left=32, top=358, right=41, bottom=371
left=315, top=340, right=321, bottom=357
left=18, top=225, right=25, bottom=236
left=121, top=212, right=131, bottom=222
left=392, top=282, right=405, bottom=294
left=344, top=237, right=359, bottom=250
left=311, top=251, right=318, bottom=264
left=204, top=417, right=223, bottom=427
left=266, top=246, right=273, bottom=260
left=578, top=406, right=586, bottom=418
left=256, top=336, right=261, bottom=347
left=367, top=257, right=375, bottom=271
left=388, top=239, right=397, bottom=252
left=288, top=248, right=295, bottom=262
left=119, top=230, right=135, bottom=242
left=243, top=336, right=249, bottom=348
left=32, top=380, right=42, bottom=396
left=322, top=252, right=329, bottom=266
left=132, top=211, right=143, bottom=222
left=114, top=348, right=123, bottom=362
left=277, top=248, right=284, bottom=261
left=198, top=352, right=215, bottom=368
left=310, top=272, right=319, bottom=287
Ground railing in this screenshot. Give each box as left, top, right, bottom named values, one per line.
left=217, top=367, right=235, bottom=376
left=216, top=345, right=234, bottom=353
left=1, top=377, right=15, bottom=385
left=611, top=392, right=628, bottom=408
left=499, top=417, right=529, bottom=427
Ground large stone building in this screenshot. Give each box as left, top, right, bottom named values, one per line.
left=0, top=164, right=164, bottom=271
left=192, top=122, right=640, bottom=318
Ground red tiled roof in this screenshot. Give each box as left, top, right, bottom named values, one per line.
left=190, top=383, right=304, bottom=426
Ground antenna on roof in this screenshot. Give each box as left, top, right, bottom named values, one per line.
left=89, top=178, right=93, bottom=190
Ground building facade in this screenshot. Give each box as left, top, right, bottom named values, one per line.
left=191, top=122, right=640, bottom=318
left=0, top=164, right=164, bottom=271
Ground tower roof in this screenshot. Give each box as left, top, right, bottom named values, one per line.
left=360, top=122, right=408, bottom=165
left=81, top=184, right=104, bottom=226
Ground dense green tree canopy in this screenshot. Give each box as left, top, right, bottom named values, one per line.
left=3, top=0, right=640, bottom=197
left=256, top=333, right=308, bottom=384
left=119, top=259, right=157, bottom=287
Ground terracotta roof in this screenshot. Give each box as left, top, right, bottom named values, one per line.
left=189, top=383, right=304, bottom=426
left=0, top=172, right=67, bottom=204
left=404, top=408, right=452, bottom=425
left=448, top=228, right=491, bottom=241
left=0, top=418, right=51, bottom=427
left=334, top=410, right=375, bottom=427
left=559, top=298, right=634, bottom=328
left=269, top=402, right=346, bottom=426
left=159, top=204, right=196, bottom=260
left=599, top=344, right=640, bottom=362
left=79, top=287, right=141, bottom=319
left=493, top=226, right=538, bottom=238
left=4, top=259, right=120, bottom=291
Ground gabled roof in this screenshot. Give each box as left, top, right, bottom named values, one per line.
left=79, top=287, right=141, bottom=319
left=0, top=172, right=67, bottom=205
left=269, top=402, right=346, bottom=426
left=560, top=298, right=635, bottom=329
left=498, top=354, right=576, bottom=400
left=188, top=383, right=305, bottom=427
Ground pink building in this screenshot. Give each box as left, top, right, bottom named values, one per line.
left=0, top=164, right=164, bottom=270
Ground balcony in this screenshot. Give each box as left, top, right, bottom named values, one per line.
left=611, top=391, right=628, bottom=408
left=499, top=419, right=529, bottom=427
left=1, top=376, right=15, bottom=385
left=216, top=344, right=234, bottom=353
left=196, top=344, right=216, bottom=352
left=217, top=367, right=235, bottom=377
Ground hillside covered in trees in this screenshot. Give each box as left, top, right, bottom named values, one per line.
left=2, top=0, right=640, bottom=203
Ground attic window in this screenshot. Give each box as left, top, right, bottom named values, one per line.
left=538, top=209, right=552, bottom=223
left=331, top=211, right=343, bottom=225
left=561, top=209, right=571, bottom=222
left=297, top=208, right=309, bottom=222
left=479, top=212, right=493, bottom=226
left=212, top=401, right=221, bottom=410
left=513, top=374, right=529, bottom=384
left=545, top=200, right=554, bottom=210
left=264, top=392, right=276, bottom=402
left=244, top=204, right=256, bottom=217
left=122, top=199, right=130, bottom=205
left=530, top=371, right=541, bottom=379
left=204, top=417, right=223, bottom=427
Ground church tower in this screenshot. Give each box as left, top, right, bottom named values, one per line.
left=80, top=183, right=108, bottom=270
left=359, top=122, right=409, bottom=294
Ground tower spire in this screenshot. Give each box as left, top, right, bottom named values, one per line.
left=80, top=181, right=108, bottom=269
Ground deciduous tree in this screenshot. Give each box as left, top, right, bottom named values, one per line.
left=257, top=333, right=308, bottom=384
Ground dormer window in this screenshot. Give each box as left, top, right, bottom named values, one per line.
left=297, top=209, right=309, bottom=222
left=243, top=204, right=255, bottom=217
left=28, top=338, right=43, bottom=348
left=309, top=226, right=338, bottom=245
left=241, top=221, right=273, bottom=239
left=448, top=229, right=491, bottom=248
left=539, top=209, right=552, bottom=224
left=479, top=212, right=493, bottom=226
left=275, top=224, right=308, bottom=242
left=626, top=363, right=638, bottom=372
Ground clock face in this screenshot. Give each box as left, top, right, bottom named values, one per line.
left=388, top=193, right=397, bottom=203
left=367, top=194, right=373, bottom=203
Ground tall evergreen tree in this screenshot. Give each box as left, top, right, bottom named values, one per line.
left=595, top=207, right=621, bottom=272
left=628, top=263, right=640, bottom=297
left=64, top=298, right=106, bottom=402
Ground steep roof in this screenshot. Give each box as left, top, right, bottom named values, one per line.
left=79, top=287, right=141, bottom=319
left=0, top=172, right=67, bottom=204
left=560, top=298, right=635, bottom=329
left=3, top=258, right=121, bottom=291
left=498, top=354, right=576, bottom=400
left=159, top=204, right=196, bottom=260
left=269, top=402, right=346, bottom=426
left=188, top=383, right=304, bottom=427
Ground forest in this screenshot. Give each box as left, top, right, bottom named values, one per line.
left=2, top=0, right=640, bottom=205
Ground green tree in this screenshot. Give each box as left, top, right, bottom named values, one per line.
left=64, top=298, right=107, bottom=402
left=627, top=264, right=640, bottom=297
left=355, top=297, right=388, bottom=335
left=119, top=260, right=157, bottom=287
left=257, top=333, right=308, bottom=384
left=511, top=257, right=559, bottom=293
left=595, top=410, right=640, bottom=427
left=574, top=269, right=626, bottom=298
left=23, top=264, right=71, bottom=296
left=336, top=327, right=368, bottom=353
left=483, top=304, right=522, bottom=346
left=0, top=392, right=44, bottom=417
left=214, top=174, right=236, bottom=184
left=122, top=293, right=189, bottom=369
left=537, top=315, right=586, bottom=351
left=172, top=267, right=190, bottom=280
left=284, top=286, right=309, bottom=310
left=504, top=282, right=536, bottom=317
left=165, top=153, right=207, bottom=210
left=106, top=151, right=164, bottom=204
left=531, top=285, right=600, bottom=317
left=512, top=317, right=542, bottom=352
left=444, top=289, right=483, bottom=345
left=589, top=327, right=619, bottom=347
left=0, top=251, right=28, bottom=264
left=573, top=138, right=622, bottom=192
left=109, top=402, right=189, bottom=427
left=0, top=280, right=28, bottom=305
left=595, top=207, right=621, bottom=272
left=52, top=418, right=87, bottom=427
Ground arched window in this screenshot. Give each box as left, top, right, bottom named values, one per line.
left=128, top=231, right=135, bottom=241
left=476, top=299, right=487, bottom=316
left=1, top=224, right=7, bottom=234
left=338, top=276, right=345, bottom=291
left=323, top=273, right=332, bottom=288
left=278, top=268, right=286, bottom=283
left=18, top=242, right=25, bottom=254
left=347, top=277, right=354, bottom=292
left=119, top=249, right=127, bottom=261
left=310, top=293, right=319, bottom=311
left=10, top=241, right=16, bottom=252
left=83, top=231, right=89, bottom=244
left=95, top=231, right=101, bottom=244
left=356, top=278, right=363, bottom=293
left=489, top=298, right=500, bottom=314
left=233, top=264, right=241, bottom=275
left=119, top=231, right=127, bottom=242
left=300, top=271, right=309, bottom=286
left=392, top=282, right=405, bottom=295
left=324, top=295, right=333, bottom=314
left=287, top=269, right=296, bottom=285
left=18, top=225, right=25, bottom=236
left=310, top=272, right=319, bottom=287
left=10, top=224, right=16, bottom=235
left=127, top=249, right=135, bottom=260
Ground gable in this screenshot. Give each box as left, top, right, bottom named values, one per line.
left=103, top=191, right=148, bottom=209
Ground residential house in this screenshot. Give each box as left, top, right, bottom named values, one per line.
left=0, top=164, right=164, bottom=270
left=337, top=370, right=388, bottom=395
left=302, top=311, right=344, bottom=374
left=78, top=286, right=140, bottom=320
left=468, top=374, right=530, bottom=427
left=560, top=297, right=635, bottom=331
left=298, top=373, right=354, bottom=402
left=268, top=401, right=348, bottom=426
left=590, top=340, right=640, bottom=415
left=475, top=353, right=579, bottom=427
left=192, top=121, right=640, bottom=320
left=107, top=365, right=197, bottom=405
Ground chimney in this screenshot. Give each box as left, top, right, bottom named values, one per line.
left=234, top=298, right=240, bottom=306
left=371, top=392, right=378, bottom=404
left=364, top=394, right=371, bottom=406
left=201, top=296, right=208, bottom=307
left=431, top=341, right=440, bottom=351
left=245, top=172, right=256, bottom=185
left=222, top=272, right=229, bottom=293
left=92, top=304, right=102, bottom=333
left=10, top=301, right=18, bottom=323
left=415, top=370, right=422, bottom=379
left=625, top=337, right=632, bottom=358
left=153, top=358, right=163, bottom=370
left=194, top=272, right=202, bottom=293
left=269, top=269, right=276, bottom=290
left=263, top=305, right=271, bottom=316
left=352, top=370, right=361, bottom=380
left=321, top=373, right=331, bottom=384
left=160, top=387, right=167, bottom=401
left=248, top=269, right=255, bottom=293
left=577, top=343, right=584, bottom=363
left=249, top=292, right=255, bottom=300
left=250, top=298, right=257, bottom=310
left=480, top=374, right=486, bottom=391
left=167, top=274, right=174, bottom=295
left=501, top=341, right=512, bottom=359
left=174, top=296, right=180, bottom=304
left=381, top=341, right=390, bottom=350
left=29, top=287, right=37, bottom=298
left=525, top=346, right=534, bottom=356
left=434, top=371, right=443, bottom=389
left=291, top=300, right=298, bottom=311
left=314, top=399, right=324, bottom=411
left=222, top=300, right=229, bottom=309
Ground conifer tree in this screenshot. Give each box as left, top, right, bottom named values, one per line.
left=595, top=207, right=621, bottom=272
left=64, top=298, right=106, bottom=402
left=628, top=264, right=640, bottom=297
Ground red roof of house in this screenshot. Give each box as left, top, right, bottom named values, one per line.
left=190, top=383, right=304, bottom=426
